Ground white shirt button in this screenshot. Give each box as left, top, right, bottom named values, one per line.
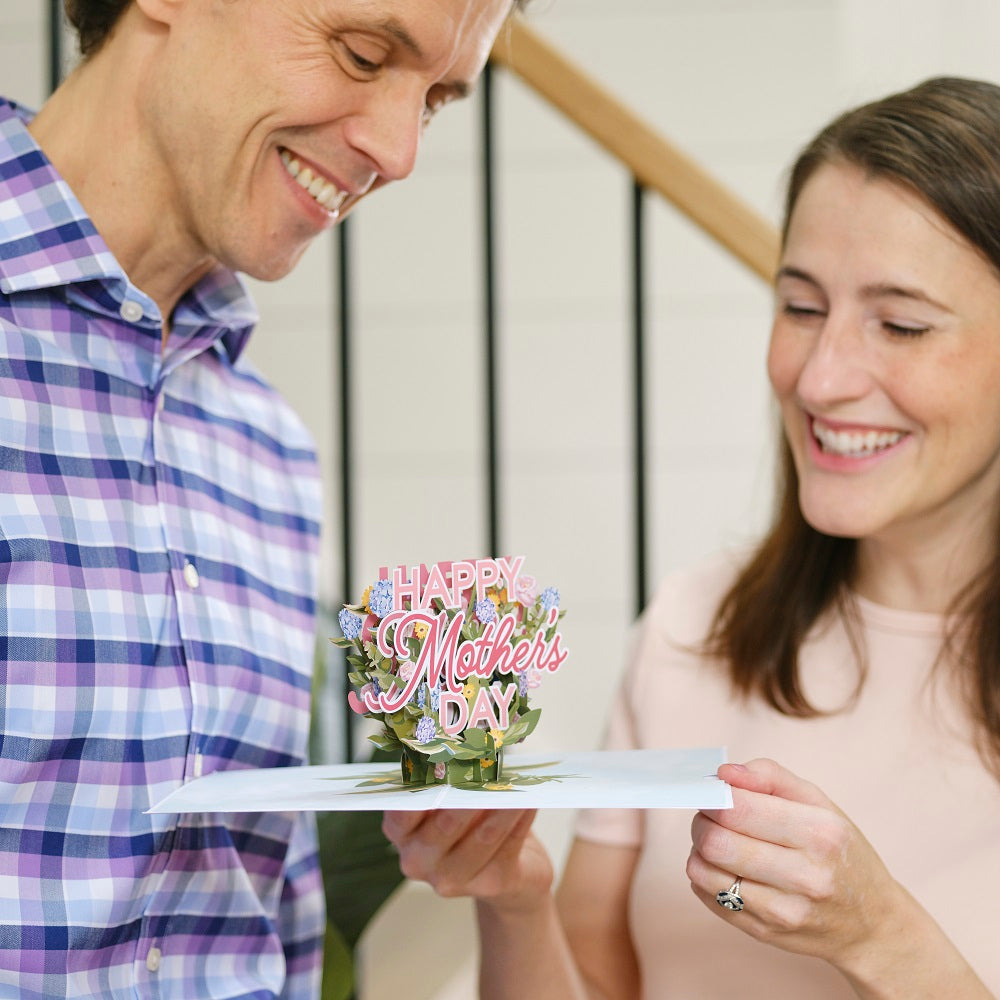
left=146, top=947, right=161, bottom=972
left=183, top=561, right=200, bottom=590
left=120, top=300, right=144, bottom=323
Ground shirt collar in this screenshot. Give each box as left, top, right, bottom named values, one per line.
left=0, top=98, right=256, bottom=366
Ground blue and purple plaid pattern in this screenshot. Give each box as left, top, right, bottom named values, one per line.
left=0, top=99, right=324, bottom=999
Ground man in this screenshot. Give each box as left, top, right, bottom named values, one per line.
left=0, top=0, right=514, bottom=996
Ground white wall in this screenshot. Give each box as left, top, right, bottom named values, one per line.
left=5, top=3, right=1000, bottom=995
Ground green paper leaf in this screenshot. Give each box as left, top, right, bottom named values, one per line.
left=367, top=729, right=401, bottom=752
left=462, top=727, right=488, bottom=751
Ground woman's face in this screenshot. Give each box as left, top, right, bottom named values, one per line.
left=768, top=162, right=1000, bottom=551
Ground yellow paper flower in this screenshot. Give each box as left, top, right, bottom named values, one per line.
left=413, top=622, right=429, bottom=640
left=481, top=758, right=496, bottom=769
left=489, top=729, right=505, bottom=748
left=361, top=585, right=373, bottom=613
left=462, top=683, right=477, bottom=701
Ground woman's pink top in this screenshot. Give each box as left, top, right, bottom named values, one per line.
left=575, top=554, right=1000, bottom=998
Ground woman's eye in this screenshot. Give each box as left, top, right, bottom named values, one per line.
left=782, top=303, right=825, bottom=319
left=883, top=321, right=930, bottom=337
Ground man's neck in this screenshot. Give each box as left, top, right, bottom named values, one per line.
left=27, top=9, right=215, bottom=327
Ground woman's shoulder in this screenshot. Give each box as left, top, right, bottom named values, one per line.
left=642, top=549, right=746, bottom=648
left=617, top=552, right=748, bottom=742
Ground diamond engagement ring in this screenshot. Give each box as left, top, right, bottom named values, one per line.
left=716, top=877, right=744, bottom=911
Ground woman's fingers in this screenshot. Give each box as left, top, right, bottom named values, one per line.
left=699, top=763, right=849, bottom=855
left=383, top=807, right=543, bottom=899
left=690, top=762, right=897, bottom=964
left=718, top=758, right=835, bottom=808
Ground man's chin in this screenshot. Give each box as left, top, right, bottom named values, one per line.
left=238, top=244, right=314, bottom=284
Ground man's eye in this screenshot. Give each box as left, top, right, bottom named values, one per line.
left=346, top=47, right=381, bottom=72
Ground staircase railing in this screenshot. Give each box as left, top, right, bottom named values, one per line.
left=490, top=17, right=779, bottom=282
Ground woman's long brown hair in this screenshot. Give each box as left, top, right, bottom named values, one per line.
left=704, top=77, right=1000, bottom=776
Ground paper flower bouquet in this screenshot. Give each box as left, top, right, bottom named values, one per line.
left=332, top=557, right=568, bottom=788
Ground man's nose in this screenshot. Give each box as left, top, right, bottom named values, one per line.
left=347, top=90, right=424, bottom=183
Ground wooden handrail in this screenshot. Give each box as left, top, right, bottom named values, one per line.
left=491, top=19, right=780, bottom=283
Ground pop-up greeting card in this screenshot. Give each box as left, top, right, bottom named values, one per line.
left=332, top=556, right=568, bottom=790
left=147, top=555, right=734, bottom=817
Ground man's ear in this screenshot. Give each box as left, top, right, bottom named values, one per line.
left=133, top=0, right=187, bottom=28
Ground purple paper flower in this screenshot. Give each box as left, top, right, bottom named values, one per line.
left=540, top=586, right=560, bottom=612
left=338, top=607, right=364, bottom=640
left=415, top=716, right=436, bottom=744
left=417, top=684, right=426, bottom=709
left=475, top=599, right=496, bottom=624
left=518, top=671, right=528, bottom=697
left=368, top=579, right=394, bottom=618
left=430, top=684, right=441, bottom=712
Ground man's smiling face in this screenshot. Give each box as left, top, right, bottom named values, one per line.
left=139, top=0, right=512, bottom=281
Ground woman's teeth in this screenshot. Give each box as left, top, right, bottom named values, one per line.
left=280, top=149, right=347, bottom=215
left=813, top=422, right=904, bottom=457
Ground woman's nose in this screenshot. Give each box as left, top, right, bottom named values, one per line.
left=793, top=314, right=875, bottom=407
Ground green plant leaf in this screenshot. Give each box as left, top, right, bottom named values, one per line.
left=320, top=921, right=354, bottom=1000
left=315, top=795, right=404, bottom=952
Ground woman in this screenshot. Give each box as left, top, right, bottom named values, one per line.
left=384, top=76, right=1000, bottom=998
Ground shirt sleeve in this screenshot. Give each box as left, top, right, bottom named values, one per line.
left=277, top=813, right=326, bottom=1000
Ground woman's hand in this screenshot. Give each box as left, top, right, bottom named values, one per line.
left=688, top=759, right=899, bottom=967
left=687, top=759, right=991, bottom=998
left=384, top=810, right=597, bottom=1000
left=382, top=808, right=553, bottom=912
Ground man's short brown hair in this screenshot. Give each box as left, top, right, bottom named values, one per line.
left=65, top=0, right=526, bottom=59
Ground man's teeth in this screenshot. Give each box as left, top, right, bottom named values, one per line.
left=813, top=423, right=904, bottom=457
left=280, top=149, right=347, bottom=214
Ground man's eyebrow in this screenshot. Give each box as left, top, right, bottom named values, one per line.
left=776, top=266, right=950, bottom=311
left=376, top=17, right=474, bottom=98
left=378, top=17, right=424, bottom=58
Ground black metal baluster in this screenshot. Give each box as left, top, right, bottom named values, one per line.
left=631, top=180, right=649, bottom=615
left=48, top=0, right=64, bottom=93
left=481, top=63, right=501, bottom=558
left=337, top=219, right=356, bottom=764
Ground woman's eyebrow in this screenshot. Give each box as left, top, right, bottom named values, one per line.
left=858, top=281, right=950, bottom=311
left=777, top=266, right=949, bottom=311
left=775, top=265, right=819, bottom=287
